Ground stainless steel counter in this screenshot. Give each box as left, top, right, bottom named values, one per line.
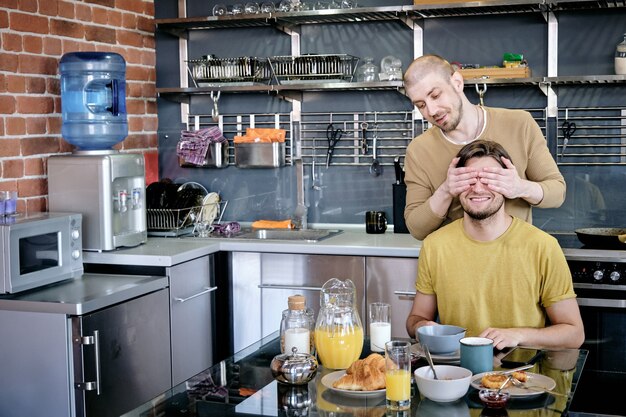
left=82, top=229, right=626, bottom=267
left=0, top=273, right=168, bottom=315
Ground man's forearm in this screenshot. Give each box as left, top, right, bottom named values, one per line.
left=406, top=315, right=437, bottom=339
left=428, top=184, right=455, bottom=218
left=520, top=179, right=545, bottom=206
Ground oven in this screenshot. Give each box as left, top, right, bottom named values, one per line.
left=561, top=254, right=626, bottom=415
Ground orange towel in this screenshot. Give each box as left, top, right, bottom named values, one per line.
left=251, top=219, right=293, bottom=229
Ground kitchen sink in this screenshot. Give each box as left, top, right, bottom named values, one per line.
left=236, top=228, right=342, bottom=242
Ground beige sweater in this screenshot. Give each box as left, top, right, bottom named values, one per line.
left=404, top=107, right=566, bottom=241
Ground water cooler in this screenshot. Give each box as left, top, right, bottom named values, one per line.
left=48, top=52, right=147, bottom=251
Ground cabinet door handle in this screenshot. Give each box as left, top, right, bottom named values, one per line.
left=74, top=330, right=101, bottom=395
left=394, top=290, right=416, bottom=297
left=258, top=284, right=322, bottom=291
left=174, top=286, right=218, bottom=303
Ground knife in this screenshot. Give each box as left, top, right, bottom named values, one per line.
left=394, top=156, right=404, bottom=185
left=471, top=364, right=534, bottom=385
left=498, top=364, right=534, bottom=375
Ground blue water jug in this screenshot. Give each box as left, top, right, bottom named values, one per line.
left=60, top=52, right=128, bottom=150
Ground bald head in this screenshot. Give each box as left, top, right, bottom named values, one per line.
left=403, top=55, right=456, bottom=88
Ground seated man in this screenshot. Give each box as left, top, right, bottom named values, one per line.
left=405, top=140, right=584, bottom=349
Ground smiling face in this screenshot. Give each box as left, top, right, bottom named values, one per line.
left=404, top=59, right=465, bottom=133
left=459, top=156, right=505, bottom=221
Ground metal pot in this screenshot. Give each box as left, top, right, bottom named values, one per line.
left=575, top=228, right=626, bottom=249
left=270, top=347, right=318, bottom=385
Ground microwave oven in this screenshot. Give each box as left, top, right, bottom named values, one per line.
left=0, top=212, right=83, bottom=294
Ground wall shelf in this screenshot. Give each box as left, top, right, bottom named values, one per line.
left=156, top=1, right=626, bottom=38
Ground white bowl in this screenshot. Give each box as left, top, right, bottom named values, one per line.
left=417, top=325, right=466, bottom=354
left=414, top=365, right=472, bottom=403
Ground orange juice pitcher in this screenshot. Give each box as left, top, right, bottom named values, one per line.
left=314, top=278, right=363, bottom=369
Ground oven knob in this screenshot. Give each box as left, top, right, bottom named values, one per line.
left=71, top=229, right=80, bottom=240
left=609, top=271, right=621, bottom=282
left=593, top=270, right=604, bottom=281
left=71, top=249, right=81, bottom=260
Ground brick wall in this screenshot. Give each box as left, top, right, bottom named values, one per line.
left=0, top=0, right=157, bottom=214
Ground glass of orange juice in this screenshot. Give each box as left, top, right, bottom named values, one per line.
left=385, top=340, right=411, bottom=410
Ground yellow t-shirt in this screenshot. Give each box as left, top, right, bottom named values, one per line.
left=416, top=217, right=576, bottom=337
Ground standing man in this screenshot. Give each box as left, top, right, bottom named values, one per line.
left=403, top=55, right=566, bottom=240
left=405, top=140, right=584, bottom=349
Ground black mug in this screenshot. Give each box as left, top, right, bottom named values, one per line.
left=366, top=211, right=387, bottom=234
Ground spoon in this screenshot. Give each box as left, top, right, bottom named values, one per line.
left=423, top=344, right=438, bottom=380
left=497, top=375, right=513, bottom=394
left=370, top=126, right=382, bottom=177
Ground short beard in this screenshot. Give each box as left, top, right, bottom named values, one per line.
left=439, top=92, right=463, bottom=133
left=463, top=196, right=504, bottom=221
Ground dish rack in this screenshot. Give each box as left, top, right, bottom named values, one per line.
left=186, top=56, right=272, bottom=86
left=147, top=201, right=227, bottom=236
left=268, top=54, right=359, bottom=84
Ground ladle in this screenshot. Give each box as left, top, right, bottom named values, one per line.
left=370, top=126, right=382, bottom=176
left=423, top=344, right=438, bottom=380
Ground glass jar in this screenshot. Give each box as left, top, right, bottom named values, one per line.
left=280, top=295, right=315, bottom=355
left=615, top=33, right=626, bottom=75
left=355, top=57, right=379, bottom=83
left=314, top=278, right=363, bottom=369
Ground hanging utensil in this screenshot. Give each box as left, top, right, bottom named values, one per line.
left=210, top=90, right=221, bottom=122
left=561, top=119, right=576, bottom=158
left=325, top=123, right=343, bottom=168
left=370, top=123, right=382, bottom=176
left=394, top=156, right=404, bottom=185
left=475, top=83, right=487, bottom=106
left=360, top=121, right=368, bottom=155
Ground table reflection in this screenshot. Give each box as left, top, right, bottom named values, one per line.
left=121, top=334, right=587, bottom=417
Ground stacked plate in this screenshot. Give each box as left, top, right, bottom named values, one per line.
left=411, top=343, right=460, bottom=364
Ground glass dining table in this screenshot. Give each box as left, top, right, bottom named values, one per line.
left=122, top=332, right=588, bottom=417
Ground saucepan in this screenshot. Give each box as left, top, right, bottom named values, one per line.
left=575, top=228, right=626, bottom=249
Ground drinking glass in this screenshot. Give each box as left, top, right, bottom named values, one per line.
left=385, top=341, right=411, bottom=410
left=260, top=1, right=275, bottom=13
left=231, top=3, right=245, bottom=15
left=0, top=191, right=7, bottom=216
left=277, top=0, right=291, bottom=12
left=245, top=2, right=260, bottom=14
left=369, top=302, right=391, bottom=352
left=212, top=3, right=227, bottom=16
left=5, top=191, right=17, bottom=215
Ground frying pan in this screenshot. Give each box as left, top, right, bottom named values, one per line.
left=575, top=228, right=626, bottom=249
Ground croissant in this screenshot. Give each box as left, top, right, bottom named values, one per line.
left=333, top=353, right=386, bottom=391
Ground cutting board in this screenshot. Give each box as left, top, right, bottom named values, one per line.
left=459, top=67, right=531, bottom=80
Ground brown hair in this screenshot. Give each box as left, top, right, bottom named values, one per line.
left=456, top=140, right=512, bottom=168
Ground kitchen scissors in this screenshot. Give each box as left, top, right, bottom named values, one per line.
left=326, top=123, right=344, bottom=168
left=561, top=120, right=576, bottom=157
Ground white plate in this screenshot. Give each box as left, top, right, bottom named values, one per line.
left=411, top=343, right=460, bottom=363
left=471, top=372, right=557, bottom=397
left=320, top=370, right=386, bottom=397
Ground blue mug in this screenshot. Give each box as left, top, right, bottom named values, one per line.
left=460, top=337, right=494, bottom=375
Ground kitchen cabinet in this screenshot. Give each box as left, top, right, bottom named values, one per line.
left=229, top=252, right=366, bottom=353
left=169, top=255, right=216, bottom=385
left=0, top=283, right=171, bottom=417
left=85, top=255, right=217, bottom=387
left=366, top=256, right=418, bottom=339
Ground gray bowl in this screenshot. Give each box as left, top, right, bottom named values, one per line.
left=417, top=325, right=466, bottom=354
